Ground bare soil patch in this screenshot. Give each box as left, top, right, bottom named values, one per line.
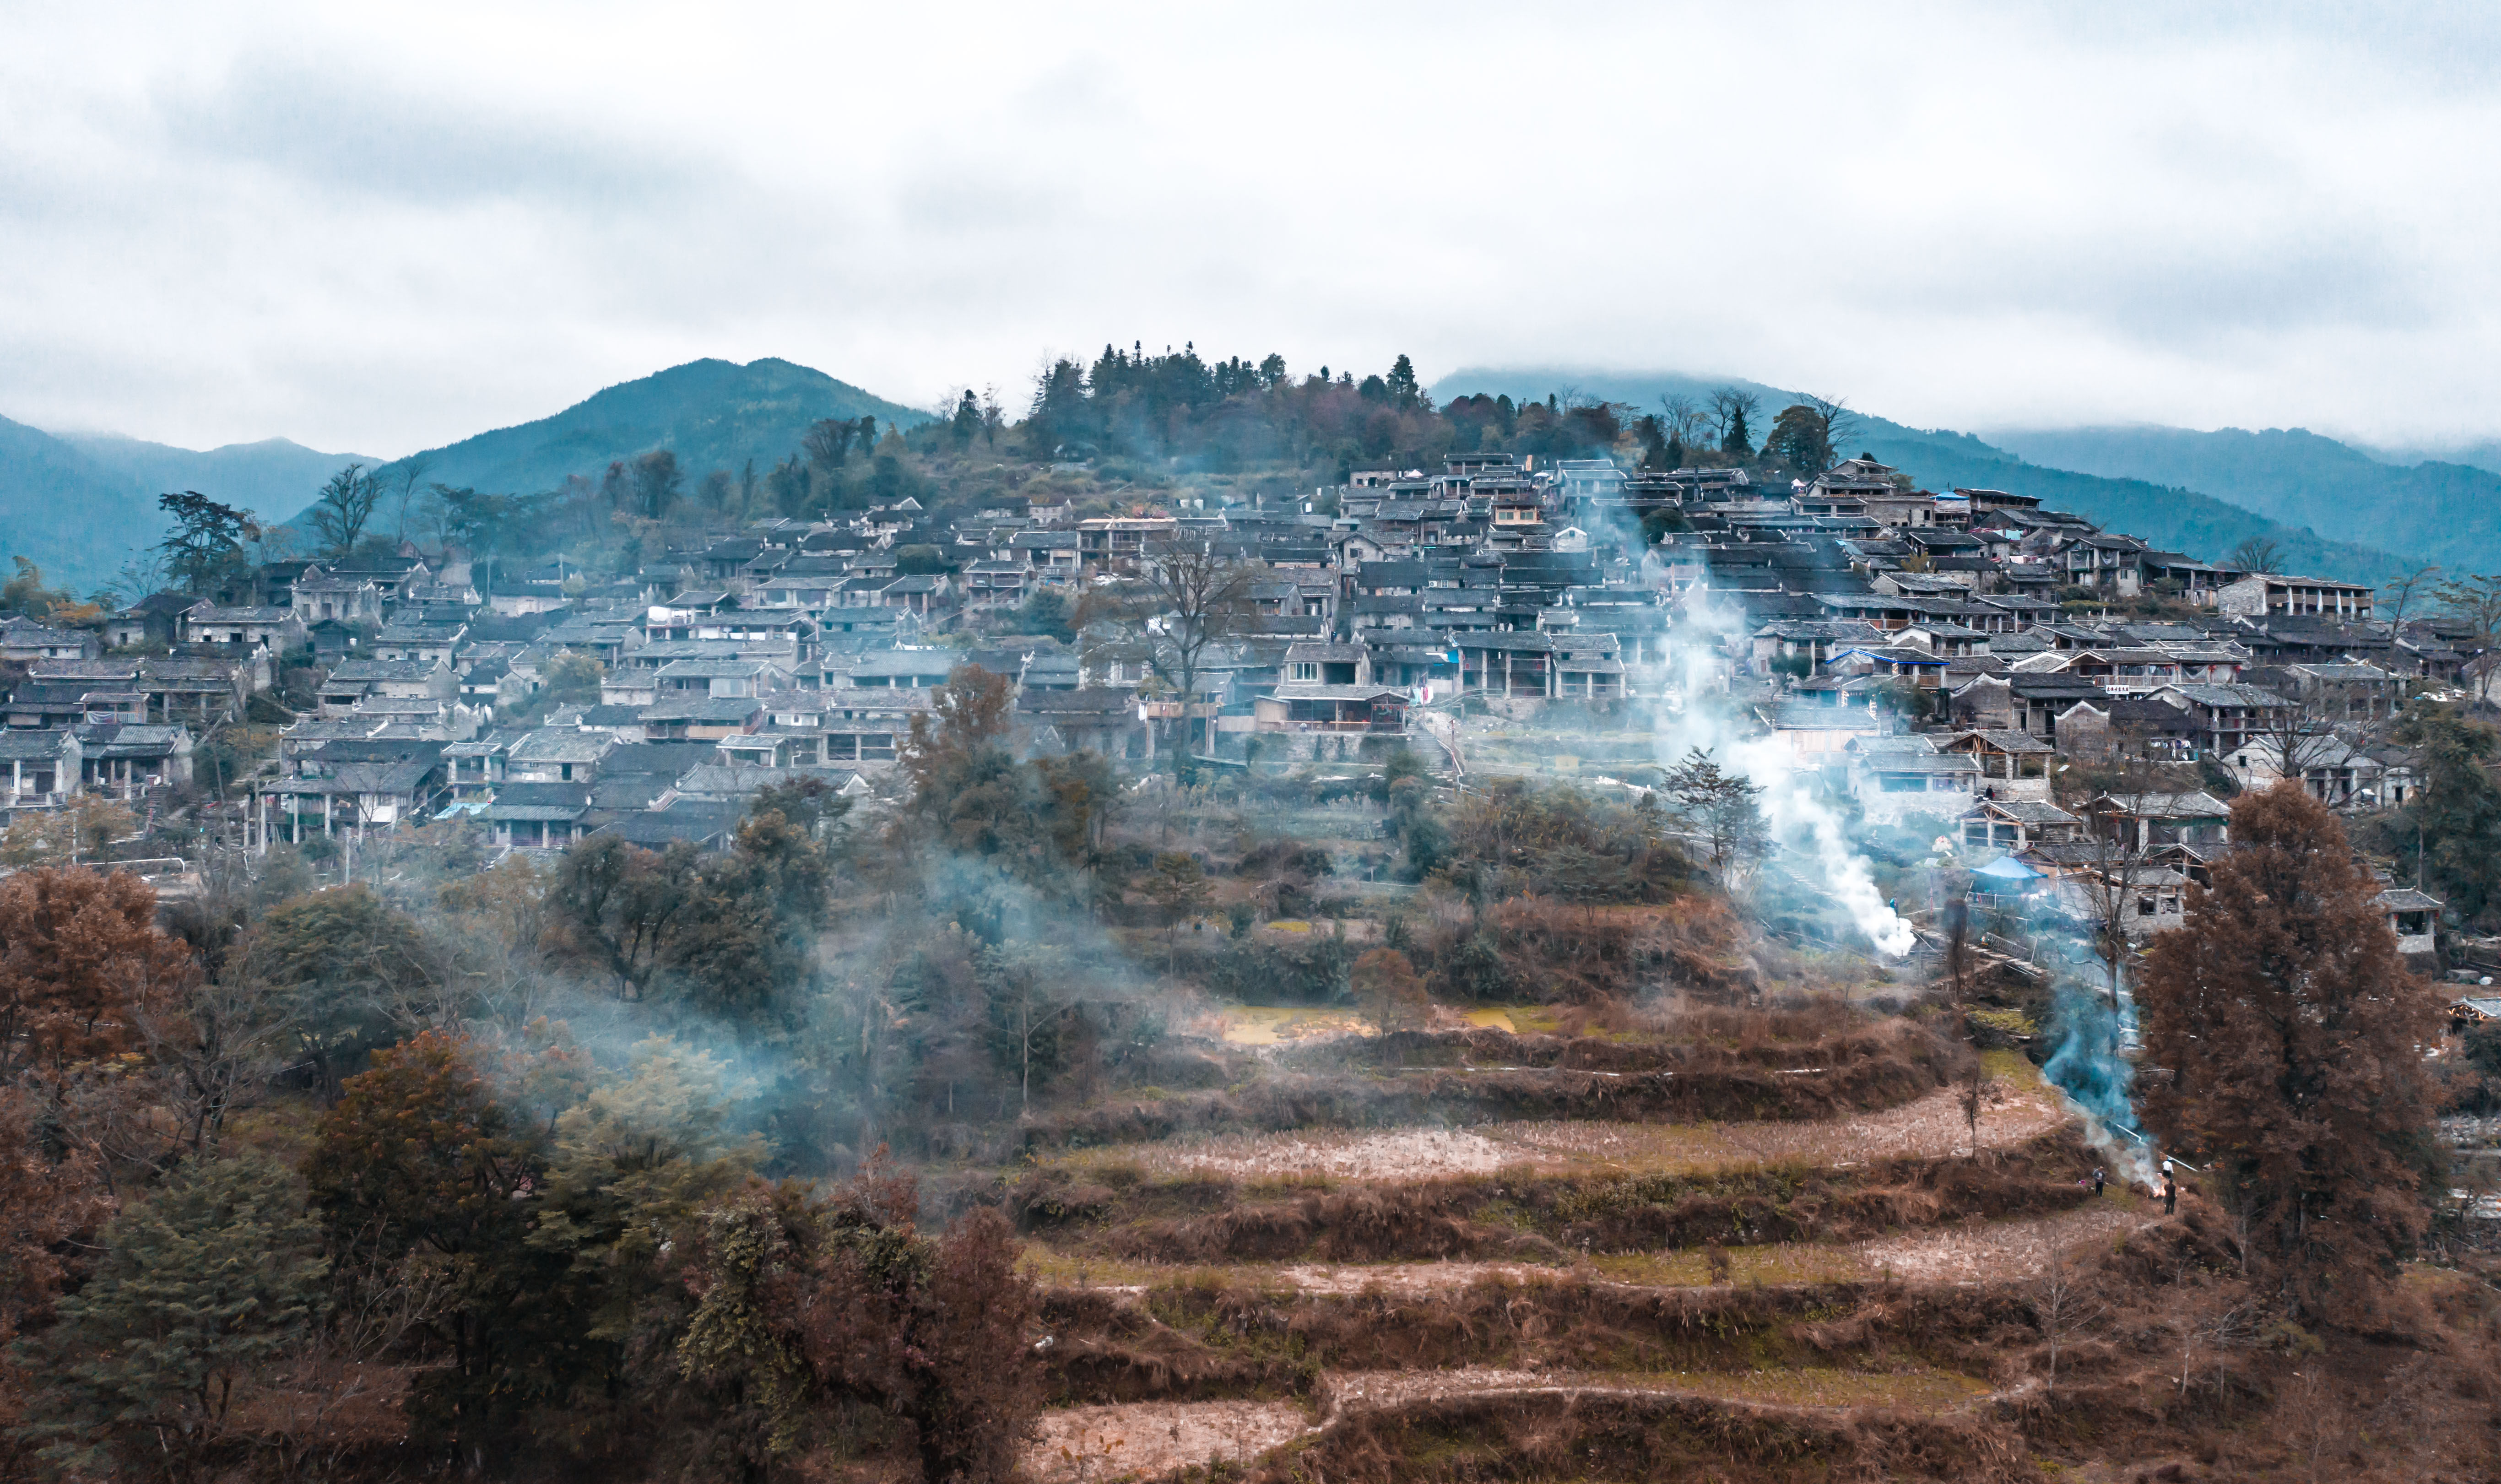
left=1024, top=1400, right=1308, bottom=1483
left=1854, top=1197, right=2152, bottom=1283
left=1153, top=1127, right=1514, bottom=1181
left=1323, top=1363, right=1992, bottom=1416
left=1070, top=1082, right=2068, bottom=1184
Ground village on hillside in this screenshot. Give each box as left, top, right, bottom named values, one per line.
left=11, top=388, right=2501, bottom=1481
left=0, top=443, right=2468, bottom=962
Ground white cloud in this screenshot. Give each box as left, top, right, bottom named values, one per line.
left=0, top=0, right=2495, bottom=454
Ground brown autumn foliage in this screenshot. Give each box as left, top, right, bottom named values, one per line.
left=0, top=867, right=197, bottom=1081
left=2137, top=782, right=2442, bottom=1322
left=0, top=1083, right=115, bottom=1477
left=677, top=1164, right=1044, bottom=1483
left=1352, top=948, right=1428, bottom=1032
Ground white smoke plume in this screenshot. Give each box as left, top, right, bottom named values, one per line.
left=1646, top=584, right=1916, bottom=958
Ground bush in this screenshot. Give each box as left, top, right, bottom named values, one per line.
left=1207, top=932, right=1356, bottom=1005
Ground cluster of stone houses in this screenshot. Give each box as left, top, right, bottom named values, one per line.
left=0, top=448, right=2470, bottom=956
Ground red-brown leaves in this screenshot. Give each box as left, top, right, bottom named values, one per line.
left=2138, top=783, right=2441, bottom=1320
left=0, top=866, right=197, bottom=1080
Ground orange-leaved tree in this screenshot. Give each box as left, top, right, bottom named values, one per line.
left=1353, top=948, right=1429, bottom=1033
left=0, top=867, right=196, bottom=1082
left=2137, top=783, right=2441, bottom=1320
left=0, top=1083, right=114, bottom=1476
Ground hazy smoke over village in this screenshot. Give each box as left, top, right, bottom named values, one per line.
left=3, top=6, right=2500, bottom=1483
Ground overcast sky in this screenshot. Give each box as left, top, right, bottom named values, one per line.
left=4, top=1, right=2496, bottom=457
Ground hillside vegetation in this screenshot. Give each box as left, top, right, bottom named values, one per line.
left=1438, top=366, right=2413, bottom=584
left=1992, top=422, right=2501, bottom=577
left=293, top=356, right=930, bottom=525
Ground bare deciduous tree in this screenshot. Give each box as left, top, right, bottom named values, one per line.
left=2227, top=535, right=2284, bottom=574
left=1804, top=393, right=1861, bottom=462
left=2071, top=801, right=2160, bottom=1011
left=307, top=463, right=382, bottom=558
left=2031, top=1240, right=2102, bottom=1393
left=387, top=454, right=433, bottom=544
left=1706, top=387, right=1761, bottom=452
left=2436, top=572, right=2501, bottom=701
left=2381, top=563, right=2441, bottom=638
left=1083, top=531, right=1264, bottom=775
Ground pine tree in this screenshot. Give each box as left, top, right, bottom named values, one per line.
left=26, top=1151, right=330, bottom=1482
left=2390, top=703, right=2501, bottom=919
left=2136, top=783, right=2441, bottom=1321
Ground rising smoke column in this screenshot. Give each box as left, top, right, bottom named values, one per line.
left=2032, top=924, right=2160, bottom=1187
left=1648, top=586, right=1915, bottom=958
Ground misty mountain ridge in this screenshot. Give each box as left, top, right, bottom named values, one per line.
left=4, top=354, right=2464, bottom=598
left=1983, top=422, right=2501, bottom=577
left=60, top=431, right=379, bottom=518
left=0, top=414, right=171, bottom=594
left=1435, top=367, right=2421, bottom=585
left=0, top=358, right=929, bottom=591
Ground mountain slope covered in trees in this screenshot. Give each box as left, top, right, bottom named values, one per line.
left=1987, top=423, right=2498, bottom=577
left=290, top=357, right=931, bottom=524
left=0, top=415, right=170, bottom=595
left=1435, top=367, right=2414, bottom=584
left=60, top=433, right=374, bottom=537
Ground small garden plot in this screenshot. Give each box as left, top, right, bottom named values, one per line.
left=1268, top=1260, right=1572, bottom=1295
left=1214, top=1005, right=1374, bottom=1045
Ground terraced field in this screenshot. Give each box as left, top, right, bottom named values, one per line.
left=997, top=1010, right=2149, bottom=1483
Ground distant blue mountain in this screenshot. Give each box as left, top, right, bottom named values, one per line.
left=1984, top=424, right=2497, bottom=577
left=63, top=430, right=376, bottom=541
left=0, top=357, right=927, bottom=589
left=0, top=416, right=173, bottom=595
left=1432, top=367, right=2414, bottom=585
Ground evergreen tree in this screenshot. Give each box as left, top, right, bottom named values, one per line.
left=2389, top=703, right=2501, bottom=920
left=26, top=1151, right=330, bottom=1483
left=2137, top=784, right=2441, bottom=1321
left=153, top=492, right=259, bottom=599
left=1385, top=353, right=1421, bottom=408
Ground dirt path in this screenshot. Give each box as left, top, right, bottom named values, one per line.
left=1024, top=1400, right=1308, bottom=1483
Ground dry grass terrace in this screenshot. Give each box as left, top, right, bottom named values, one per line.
left=1039, top=1079, right=2071, bottom=1186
